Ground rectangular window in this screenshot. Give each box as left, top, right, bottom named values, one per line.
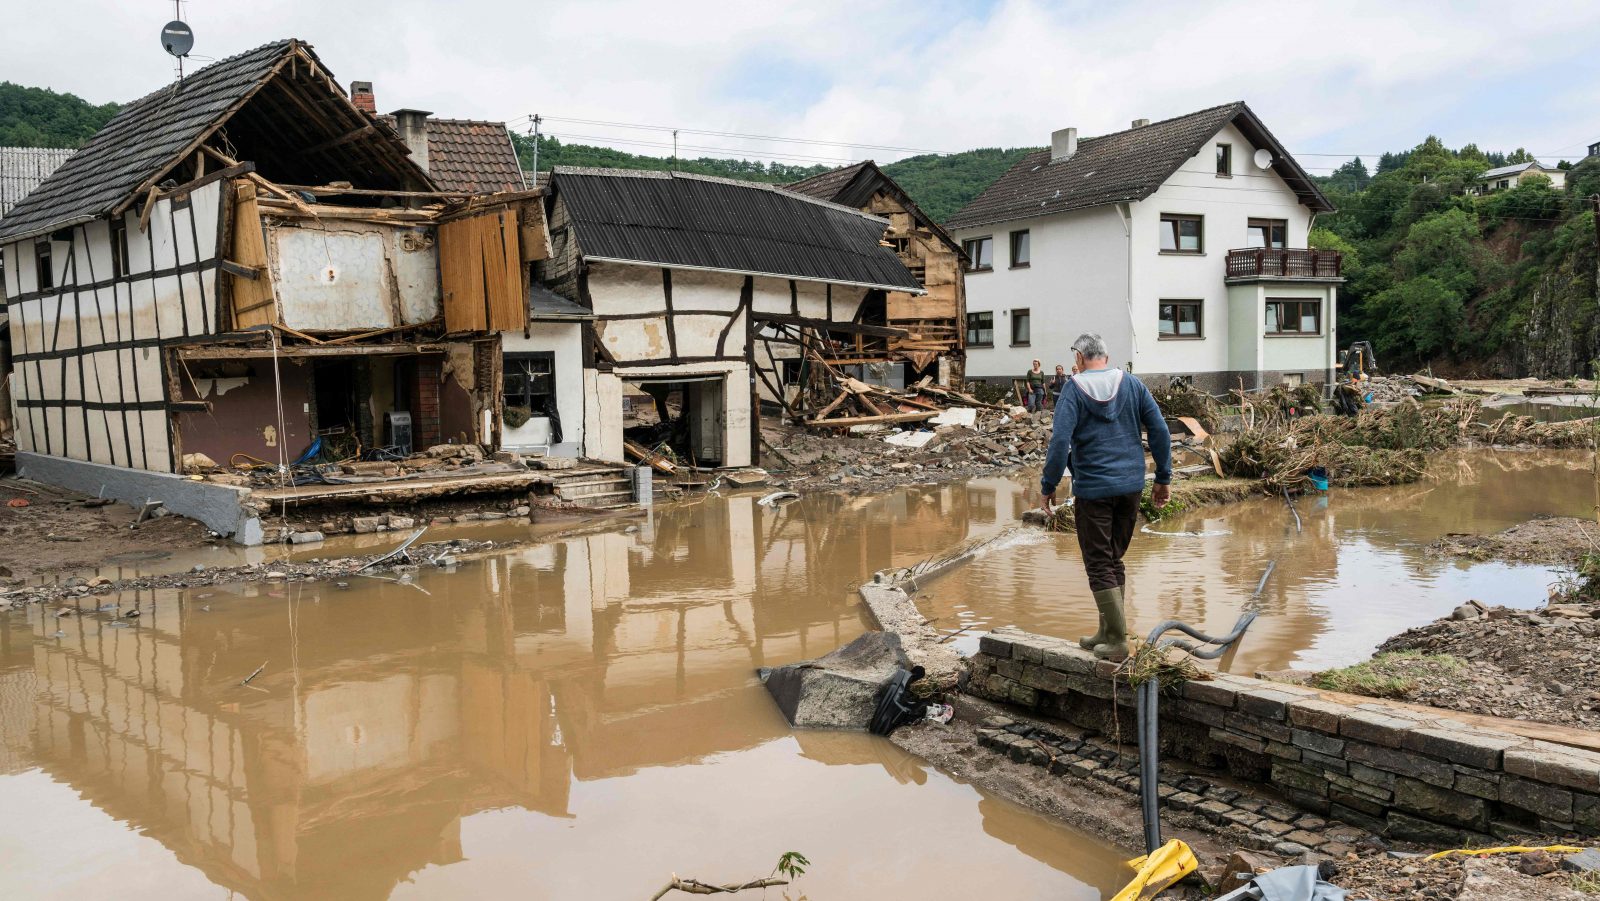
left=1246, top=218, right=1288, bottom=249
left=504, top=353, right=556, bottom=414
left=1159, top=214, right=1203, bottom=254
left=110, top=218, right=130, bottom=278
left=1158, top=300, right=1203, bottom=338
left=962, top=236, right=993, bottom=271
left=1216, top=143, right=1232, bottom=177
left=1009, top=230, right=1030, bottom=268
left=35, top=241, right=53, bottom=291
left=1011, top=308, right=1031, bottom=346
left=1266, top=299, right=1322, bottom=335
left=966, top=311, right=994, bottom=347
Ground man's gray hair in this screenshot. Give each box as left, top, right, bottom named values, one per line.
left=1072, top=333, right=1108, bottom=360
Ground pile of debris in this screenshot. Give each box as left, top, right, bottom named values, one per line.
left=1218, top=401, right=1479, bottom=491
left=1479, top=411, right=1599, bottom=448
left=193, top=442, right=562, bottom=490
left=803, top=375, right=1011, bottom=433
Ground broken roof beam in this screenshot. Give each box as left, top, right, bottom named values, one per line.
left=177, top=342, right=452, bottom=360
left=807, top=411, right=937, bottom=428
left=274, top=183, right=477, bottom=200
left=753, top=313, right=908, bottom=339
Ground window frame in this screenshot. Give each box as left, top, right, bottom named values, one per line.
left=962, top=236, right=994, bottom=272
left=1159, top=214, right=1204, bottom=255
left=1265, top=298, right=1323, bottom=337
left=110, top=218, right=130, bottom=279
left=503, top=351, right=558, bottom=415
left=1008, top=229, right=1030, bottom=269
left=1158, top=299, right=1204, bottom=340
left=1216, top=143, right=1232, bottom=177
left=965, top=311, right=995, bottom=347
left=1246, top=217, right=1288, bottom=250
left=34, top=240, right=53, bottom=291
left=1010, top=308, right=1031, bottom=347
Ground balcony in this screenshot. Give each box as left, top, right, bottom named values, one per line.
left=1225, top=247, right=1343, bottom=282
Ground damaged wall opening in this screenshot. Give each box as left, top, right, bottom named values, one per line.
left=624, top=375, right=726, bottom=467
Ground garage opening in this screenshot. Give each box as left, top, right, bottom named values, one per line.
left=623, top=375, right=726, bottom=467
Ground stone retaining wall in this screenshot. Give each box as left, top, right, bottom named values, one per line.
left=972, top=627, right=1600, bottom=846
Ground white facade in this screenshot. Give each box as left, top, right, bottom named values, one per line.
left=1475, top=161, right=1566, bottom=194
left=501, top=321, right=586, bottom=457
left=955, top=121, right=1339, bottom=390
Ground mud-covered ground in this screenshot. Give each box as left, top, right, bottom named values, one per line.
left=0, top=481, right=216, bottom=581
left=1321, top=851, right=1596, bottom=900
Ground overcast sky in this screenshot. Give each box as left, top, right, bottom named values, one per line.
left=7, top=1, right=1599, bottom=173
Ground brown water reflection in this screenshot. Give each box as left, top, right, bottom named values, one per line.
left=0, top=487, right=1124, bottom=900
left=922, top=449, right=1597, bottom=673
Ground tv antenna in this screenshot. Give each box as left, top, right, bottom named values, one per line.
left=162, top=1, right=194, bottom=80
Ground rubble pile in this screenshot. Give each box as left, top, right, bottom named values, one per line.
left=1218, top=401, right=1479, bottom=491
left=196, top=443, right=549, bottom=490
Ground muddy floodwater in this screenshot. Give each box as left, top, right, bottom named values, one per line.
left=921, top=449, right=1597, bottom=672
left=0, top=489, right=1129, bottom=900
left=0, top=448, right=1592, bottom=899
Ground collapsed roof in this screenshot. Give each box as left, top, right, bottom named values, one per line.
left=785, top=159, right=964, bottom=260
left=549, top=167, right=922, bottom=292
left=0, top=38, right=432, bottom=243
left=945, top=102, right=1333, bottom=231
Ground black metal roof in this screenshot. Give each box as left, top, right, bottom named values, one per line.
left=0, top=39, right=430, bottom=243
left=945, top=102, right=1332, bottom=231
left=549, top=167, right=921, bottom=292
left=528, top=282, right=593, bottom=320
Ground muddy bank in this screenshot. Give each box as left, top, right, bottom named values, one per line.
left=1327, top=852, right=1597, bottom=901
left=1433, top=516, right=1599, bottom=566
left=0, top=479, right=216, bottom=581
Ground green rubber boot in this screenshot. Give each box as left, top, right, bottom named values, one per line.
left=1093, top=586, right=1130, bottom=662
left=1079, top=587, right=1118, bottom=650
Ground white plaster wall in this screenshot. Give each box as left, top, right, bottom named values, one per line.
left=269, top=222, right=440, bottom=332
left=1129, top=120, right=1313, bottom=377
left=1260, top=284, right=1337, bottom=375
left=584, top=369, right=625, bottom=463
left=953, top=204, right=1131, bottom=379
left=501, top=322, right=585, bottom=457
left=2, top=182, right=223, bottom=472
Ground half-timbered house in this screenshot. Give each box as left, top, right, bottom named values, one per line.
left=537, top=167, right=923, bottom=468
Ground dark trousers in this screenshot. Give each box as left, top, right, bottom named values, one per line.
left=1074, top=492, right=1141, bottom=592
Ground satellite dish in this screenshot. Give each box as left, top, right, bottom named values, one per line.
left=1253, top=148, right=1274, bottom=170
left=161, top=20, right=194, bottom=57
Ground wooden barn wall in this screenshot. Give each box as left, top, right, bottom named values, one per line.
left=2, top=180, right=227, bottom=472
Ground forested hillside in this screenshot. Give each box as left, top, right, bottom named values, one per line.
left=1313, top=140, right=1599, bottom=378
left=512, top=133, right=1034, bottom=223
left=0, top=82, right=119, bottom=148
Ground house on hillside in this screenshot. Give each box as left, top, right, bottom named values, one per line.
left=785, top=161, right=967, bottom=386
left=536, top=166, right=923, bottom=467
left=1473, top=160, right=1566, bottom=194
left=946, top=102, right=1341, bottom=393
left=0, top=38, right=560, bottom=542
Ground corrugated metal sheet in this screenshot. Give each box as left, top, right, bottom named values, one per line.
left=552, top=167, right=921, bottom=292
left=0, top=40, right=296, bottom=242
left=0, top=147, right=74, bottom=216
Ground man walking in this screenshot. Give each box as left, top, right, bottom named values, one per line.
left=1039, top=334, right=1172, bottom=661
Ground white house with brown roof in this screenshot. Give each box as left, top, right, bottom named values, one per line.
left=947, top=102, right=1342, bottom=393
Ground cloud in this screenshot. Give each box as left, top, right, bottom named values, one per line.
left=5, top=0, right=1597, bottom=168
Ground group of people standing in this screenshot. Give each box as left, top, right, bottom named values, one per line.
left=1023, top=359, right=1073, bottom=414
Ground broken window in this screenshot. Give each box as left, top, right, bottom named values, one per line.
left=1159, top=300, right=1203, bottom=338
left=1247, top=218, right=1287, bottom=249
left=505, top=353, right=556, bottom=418
left=1266, top=299, right=1321, bottom=335
left=966, top=311, right=994, bottom=347
left=34, top=241, right=52, bottom=291
left=1160, top=215, right=1203, bottom=254
left=962, top=236, right=993, bottom=271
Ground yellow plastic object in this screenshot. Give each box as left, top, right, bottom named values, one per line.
left=1113, top=839, right=1198, bottom=901
left=1425, top=844, right=1584, bottom=861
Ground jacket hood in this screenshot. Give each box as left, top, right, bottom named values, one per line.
left=1072, top=369, right=1127, bottom=422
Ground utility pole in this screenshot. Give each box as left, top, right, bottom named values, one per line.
left=529, top=114, right=542, bottom=177
left=672, top=129, right=679, bottom=172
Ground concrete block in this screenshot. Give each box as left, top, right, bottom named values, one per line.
left=1195, top=800, right=1234, bottom=825
left=1209, top=728, right=1267, bottom=754
left=1179, top=678, right=1239, bottom=709
left=1561, top=849, right=1600, bottom=874
left=1287, top=698, right=1347, bottom=734
left=1271, top=762, right=1329, bottom=798
left=1350, top=762, right=1397, bottom=791
left=1039, top=645, right=1096, bottom=675
left=1008, top=683, right=1039, bottom=708
left=1012, top=640, right=1044, bottom=664
left=1264, top=741, right=1302, bottom=761
left=977, top=634, right=1014, bottom=658
left=1019, top=664, right=1070, bottom=695
left=1573, top=793, right=1600, bottom=831
left=1500, top=775, right=1575, bottom=822
left=1291, top=728, right=1346, bottom=757
left=1386, top=812, right=1465, bottom=846
left=1168, top=791, right=1204, bottom=811
left=386, top=516, right=416, bottom=530
left=1224, top=711, right=1291, bottom=743
left=1452, top=769, right=1501, bottom=801
left=1346, top=741, right=1455, bottom=788
left=352, top=516, right=385, bottom=534
left=288, top=531, right=324, bottom=544
left=1235, top=688, right=1302, bottom=721
left=1402, top=727, right=1521, bottom=770
left=1394, top=778, right=1487, bottom=829
left=1339, top=708, right=1422, bottom=748
left=1504, top=742, right=1600, bottom=793
left=1302, top=749, right=1350, bottom=774
left=17, top=450, right=260, bottom=544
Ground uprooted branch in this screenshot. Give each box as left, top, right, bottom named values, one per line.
left=648, top=876, right=788, bottom=899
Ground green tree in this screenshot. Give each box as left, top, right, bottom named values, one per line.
left=0, top=81, right=119, bottom=147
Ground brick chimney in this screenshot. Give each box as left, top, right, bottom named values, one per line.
left=1051, top=127, right=1078, bottom=163
left=351, top=81, right=376, bottom=115
left=390, top=108, right=433, bottom=172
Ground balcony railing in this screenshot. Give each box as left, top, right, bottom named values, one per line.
left=1225, top=247, right=1343, bottom=280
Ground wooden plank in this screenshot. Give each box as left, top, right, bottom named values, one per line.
left=229, top=181, right=277, bottom=329
left=887, top=289, right=957, bottom=321
left=439, top=214, right=486, bottom=331
left=486, top=208, right=524, bottom=331
left=808, top=411, right=936, bottom=428
left=624, top=439, right=679, bottom=474
left=519, top=198, right=552, bottom=262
